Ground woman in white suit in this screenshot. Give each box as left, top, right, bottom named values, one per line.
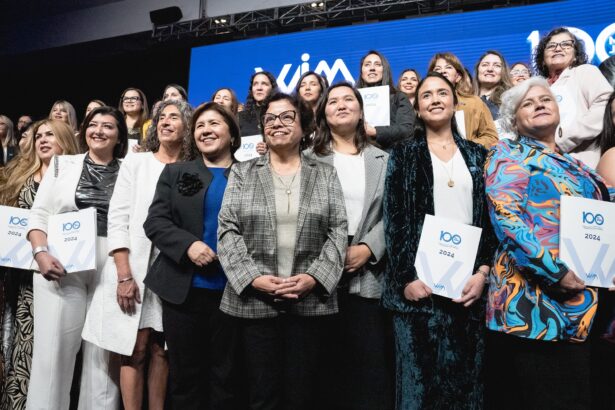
left=307, top=83, right=392, bottom=410
left=82, top=100, right=192, bottom=410
left=26, top=106, right=128, bottom=410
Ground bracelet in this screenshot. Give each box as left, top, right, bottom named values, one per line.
left=32, top=246, right=49, bottom=259
left=118, top=277, right=133, bottom=284
left=475, top=268, right=490, bottom=278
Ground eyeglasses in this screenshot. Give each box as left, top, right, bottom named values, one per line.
left=510, top=69, right=530, bottom=77
left=545, top=40, right=575, bottom=51
left=122, top=96, right=141, bottom=102
left=262, top=110, right=297, bottom=128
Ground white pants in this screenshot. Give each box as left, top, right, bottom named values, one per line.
left=27, top=237, right=120, bottom=410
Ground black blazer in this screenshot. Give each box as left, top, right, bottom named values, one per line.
left=0, top=145, right=18, bottom=166
left=144, top=158, right=231, bottom=304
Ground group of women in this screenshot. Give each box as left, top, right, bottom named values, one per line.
left=0, top=26, right=613, bottom=410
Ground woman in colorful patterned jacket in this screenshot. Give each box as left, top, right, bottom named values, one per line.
left=484, top=76, right=612, bottom=410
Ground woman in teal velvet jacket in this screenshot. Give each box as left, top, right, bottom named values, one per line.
left=382, top=72, right=496, bottom=409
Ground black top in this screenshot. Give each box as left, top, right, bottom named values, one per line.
left=238, top=108, right=261, bottom=137
left=75, top=154, right=120, bottom=237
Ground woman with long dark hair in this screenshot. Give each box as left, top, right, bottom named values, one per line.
left=356, top=50, right=415, bottom=150
left=383, top=72, right=495, bottom=409
left=473, top=50, right=512, bottom=120
left=238, top=71, right=278, bottom=136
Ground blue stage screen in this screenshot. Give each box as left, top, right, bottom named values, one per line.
left=188, top=0, right=615, bottom=105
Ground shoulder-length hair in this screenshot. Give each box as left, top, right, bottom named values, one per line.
left=118, top=87, right=150, bottom=130
left=0, top=115, right=15, bottom=147
left=534, top=27, right=588, bottom=77
left=79, top=106, right=128, bottom=159
left=49, top=100, right=79, bottom=132
left=211, top=87, right=239, bottom=115
left=356, top=50, right=396, bottom=94
left=599, top=91, right=615, bottom=154
left=427, top=52, right=473, bottom=96
left=312, top=82, right=369, bottom=156
left=163, top=84, right=188, bottom=101
left=244, top=71, right=278, bottom=116
left=294, top=71, right=330, bottom=109
left=185, top=102, right=241, bottom=161
left=0, top=119, right=80, bottom=207
left=412, top=72, right=460, bottom=137
left=473, top=50, right=512, bottom=106
left=258, top=92, right=314, bottom=151
left=144, top=100, right=193, bottom=157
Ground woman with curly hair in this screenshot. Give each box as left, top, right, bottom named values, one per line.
left=534, top=27, right=613, bottom=167
left=238, top=71, right=278, bottom=136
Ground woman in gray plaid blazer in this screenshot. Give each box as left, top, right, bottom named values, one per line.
left=217, top=92, right=347, bottom=410
left=307, top=83, right=393, bottom=410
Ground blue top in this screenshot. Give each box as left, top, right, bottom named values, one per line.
left=192, top=167, right=228, bottom=290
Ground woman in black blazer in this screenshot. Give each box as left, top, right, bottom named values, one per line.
left=144, top=102, right=241, bottom=410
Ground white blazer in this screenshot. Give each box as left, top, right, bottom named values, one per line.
left=551, top=64, right=613, bottom=168
left=28, top=153, right=87, bottom=235
left=83, top=152, right=165, bottom=356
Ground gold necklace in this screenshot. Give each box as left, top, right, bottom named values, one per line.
left=432, top=150, right=455, bottom=188
left=427, top=139, right=455, bottom=150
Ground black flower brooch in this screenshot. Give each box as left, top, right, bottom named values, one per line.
left=177, top=173, right=203, bottom=196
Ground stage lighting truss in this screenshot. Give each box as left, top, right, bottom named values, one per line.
left=151, top=0, right=539, bottom=42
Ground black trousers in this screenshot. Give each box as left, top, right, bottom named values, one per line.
left=162, top=288, right=239, bottom=410
left=324, top=289, right=394, bottom=410
left=484, top=330, right=591, bottom=410
left=240, top=314, right=334, bottom=410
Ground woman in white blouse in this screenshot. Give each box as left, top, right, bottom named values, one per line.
left=82, top=100, right=192, bottom=410
left=307, top=82, right=392, bottom=409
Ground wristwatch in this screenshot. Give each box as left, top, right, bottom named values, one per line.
left=32, top=246, right=49, bottom=258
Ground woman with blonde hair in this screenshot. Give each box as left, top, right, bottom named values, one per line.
left=0, top=119, right=80, bottom=410
left=428, top=52, right=498, bottom=148
left=49, top=100, right=79, bottom=133
left=0, top=115, right=17, bottom=166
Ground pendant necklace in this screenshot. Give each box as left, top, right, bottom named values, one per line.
left=442, top=154, right=455, bottom=188
left=428, top=139, right=455, bottom=150
left=272, top=162, right=301, bottom=213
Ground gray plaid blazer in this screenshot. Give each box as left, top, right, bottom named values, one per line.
left=217, top=152, right=348, bottom=319
left=305, top=144, right=388, bottom=299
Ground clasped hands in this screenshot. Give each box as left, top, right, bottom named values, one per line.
left=252, top=274, right=316, bottom=300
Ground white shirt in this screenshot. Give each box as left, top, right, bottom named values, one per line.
left=333, top=150, right=365, bottom=236
left=430, top=149, right=473, bottom=225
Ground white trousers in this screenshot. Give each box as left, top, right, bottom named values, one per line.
left=27, top=237, right=120, bottom=410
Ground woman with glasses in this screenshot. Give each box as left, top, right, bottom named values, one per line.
left=356, top=50, right=415, bottom=150
left=217, top=92, right=347, bottom=410
left=119, top=87, right=149, bottom=144
left=509, top=62, right=531, bottom=85
left=534, top=27, right=613, bottom=168
left=473, top=50, right=512, bottom=120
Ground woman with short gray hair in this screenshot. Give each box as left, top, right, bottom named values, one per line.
left=484, top=76, right=611, bottom=409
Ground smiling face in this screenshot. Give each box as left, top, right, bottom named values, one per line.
left=510, top=63, right=530, bottom=85
left=361, top=53, right=384, bottom=85
left=213, top=89, right=233, bottom=109
left=163, top=86, right=184, bottom=102
left=251, top=74, right=274, bottom=103
left=85, top=113, right=120, bottom=159
left=263, top=99, right=302, bottom=153
left=325, top=86, right=362, bottom=134
left=544, top=32, right=576, bottom=74
left=299, top=74, right=322, bottom=105
left=34, top=123, right=63, bottom=164
left=51, top=103, right=69, bottom=123
left=399, top=70, right=419, bottom=97
left=157, top=104, right=185, bottom=147
left=514, top=85, right=560, bottom=139
left=432, top=58, right=461, bottom=85
left=416, top=76, right=456, bottom=129
left=193, top=109, right=232, bottom=159
left=477, top=54, right=503, bottom=88
left=122, top=90, right=143, bottom=114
